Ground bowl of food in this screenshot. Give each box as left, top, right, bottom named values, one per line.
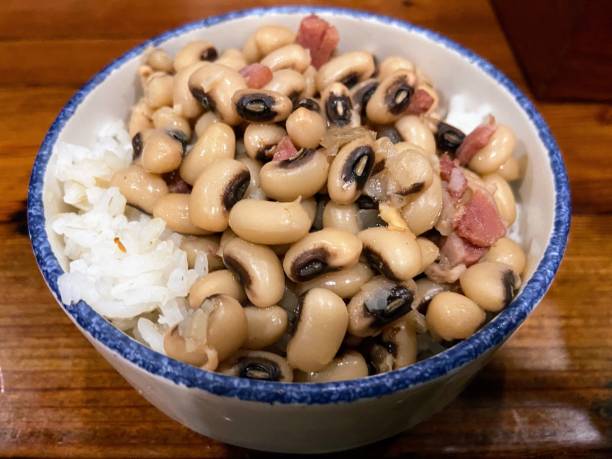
left=28, top=6, right=570, bottom=453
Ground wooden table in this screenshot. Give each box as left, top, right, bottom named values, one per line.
left=1, top=1, right=610, bottom=457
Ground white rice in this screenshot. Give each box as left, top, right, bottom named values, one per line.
left=51, top=121, right=207, bottom=352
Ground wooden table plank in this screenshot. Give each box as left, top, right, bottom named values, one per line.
left=0, top=0, right=610, bottom=457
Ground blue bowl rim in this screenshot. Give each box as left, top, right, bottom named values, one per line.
left=27, top=5, right=571, bottom=405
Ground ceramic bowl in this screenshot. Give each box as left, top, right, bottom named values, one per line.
left=28, top=6, right=571, bottom=453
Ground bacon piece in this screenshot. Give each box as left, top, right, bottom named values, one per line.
left=439, top=154, right=455, bottom=181
left=272, top=136, right=299, bottom=162
left=239, top=63, right=273, bottom=89
left=455, top=190, right=506, bottom=247
left=296, top=14, right=339, bottom=69
left=425, top=262, right=466, bottom=284
left=406, top=88, right=434, bottom=115
left=456, top=117, right=496, bottom=166
left=440, top=232, right=487, bottom=267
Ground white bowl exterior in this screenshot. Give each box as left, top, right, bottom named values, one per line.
left=39, top=10, right=560, bottom=453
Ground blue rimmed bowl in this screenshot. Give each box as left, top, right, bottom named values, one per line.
left=28, top=6, right=570, bottom=453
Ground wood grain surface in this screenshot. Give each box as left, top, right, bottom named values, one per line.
left=0, top=0, right=610, bottom=457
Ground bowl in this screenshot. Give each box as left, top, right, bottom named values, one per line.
left=27, top=6, right=571, bottom=453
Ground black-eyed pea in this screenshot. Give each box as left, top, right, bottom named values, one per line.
left=395, top=114, right=436, bottom=156
left=376, top=125, right=402, bottom=144
left=366, top=70, right=416, bottom=124
left=141, top=129, right=185, bottom=174
left=243, top=25, right=297, bottom=63
left=228, top=199, right=311, bottom=245
left=189, top=159, right=250, bottom=232
left=496, top=156, right=522, bottom=181
left=435, top=120, right=466, bottom=154
left=322, top=201, right=360, bottom=234
left=286, top=107, right=327, bottom=149
left=222, top=237, right=285, bottom=308
left=295, top=350, right=368, bottom=382
left=286, top=288, right=348, bottom=372
left=215, top=48, right=247, bottom=71
left=351, top=79, right=379, bottom=117
left=482, top=173, right=517, bottom=226
left=327, top=137, right=375, bottom=204
left=188, top=269, right=246, bottom=308
left=145, top=48, right=174, bottom=73
left=164, top=295, right=247, bottom=370
left=194, top=111, right=220, bottom=138
left=459, top=261, right=519, bottom=312
left=260, top=44, right=311, bottom=72
left=315, top=51, right=376, bottom=91
left=180, top=122, right=236, bottom=185
left=416, top=237, right=439, bottom=274
left=153, top=193, right=210, bottom=235
left=321, top=82, right=360, bottom=127
left=283, top=228, right=363, bottom=282
left=378, top=56, right=415, bottom=81
left=233, top=89, right=292, bottom=123
left=301, top=197, right=317, bottom=227
left=237, top=156, right=264, bottom=199
left=259, top=148, right=329, bottom=201
left=264, top=69, right=306, bottom=99
left=243, top=305, right=288, bottom=350
left=366, top=318, right=417, bottom=374
left=173, top=40, right=217, bottom=72
left=387, top=145, right=434, bottom=197
left=219, top=228, right=238, bottom=255
left=173, top=61, right=208, bottom=119
left=413, top=278, right=448, bottom=313
left=152, top=106, right=191, bottom=139
left=400, top=175, right=443, bottom=235
left=243, top=123, right=286, bottom=161
left=110, top=164, right=168, bottom=214
left=180, top=235, right=223, bottom=271
left=358, top=227, right=422, bottom=281
left=347, top=276, right=416, bottom=337
left=483, top=237, right=526, bottom=275
left=295, top=262, right=374, bottom=299
left=143, top=72, right=174, bottom=109
left=128, top=98, right=154, bottom=138
left=217, top=350, right=293, bottom=382
left=469, top=124, right=516, bottom=174
left=425, top=291, right=485, bottom=341
left=301, top=65, right=317, bottom=98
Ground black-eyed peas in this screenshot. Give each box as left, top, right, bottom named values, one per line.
left=483, top=237, right=526, bottom=275
left=295, top=262, right=374, bottom=299
left=286, top=107, right=327, bottom=149
left=400, top=175, right=443, bottom=235
left=243, top=123, right=286, bottom=161
left=174, top=40, right=217, bottom=72
left=425, top=292, right=486, bottom=341
left=128, top=98, right=153, bottom=138
left=180, top=235, right=223, bottom=271
left=315, top=51, right=376, bottom=91
left=469, top=124, right=516, bottom=174
left=228, top=199, right=311, bottom=245
left=243, top=306, right=288, bottom=350
left=327, top=137, right=375, bottom=204
left=188, top=269, right=246, bottom=308
left=459, top=261, right=519, bottom=312
left=110, top=164, right=168, bottom=214
left=395, top=115, right=437, bottom=157
left=286, top=288, right=348, bottom=372
left=233, top=89, right=293, bottom=123
left=172, top=61, right=208, bottom=119
left=496, top=156, right=521, bottom=181
left=218, top=350, right=293, bottom=382
left=152, top=107, right=191, bottom=139
left=153, top=193, right=210, bottom=236
left=140, top=129, right=185, bottom=174
left=366, top=70, right=416, bottom=124
left=194, top=111, right=220, bottom=138
left=482, top=173, right=517, bottom=226
left=243, top=25, right=297, bottom=63
left=222, top=237, right=285, bottom=308
left=260, top=43, right=311, bottom=72
left=378, top=56, right=415, bottom=81
left=145, top=48, right=174, bottom=73
left=321, top=82, right=360, bottom=128
left=259, top=148, right=329, bottom=200
left=322, top=201, right=360, bottom=234
left=301, top=65, right=317, bottom=98
left=215, top=48, right=247, bottom=71
left=366, top=318, right=417, bottom=374
left=264, top=69, right=306, bottom=99
left=143, top=71, right=174, bottom=110
left=295, top=350, right=368, bottom=382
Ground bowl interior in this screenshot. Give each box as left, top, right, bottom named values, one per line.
left=32, top=7, right=569, bottom=402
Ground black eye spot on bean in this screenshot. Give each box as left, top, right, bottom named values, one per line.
left=362, top=247, right=397, bottom=280
left=291, top=247, right=330, bottom=281
left=189, top=86, right=216, bottom=112
left=356, top=194, right=379, bottom=210
left=352, top=81, right=378, bottom=117
left=396, top=182, right=425, bottom=196
left=376, top=126, right=402, bottom=144
left=256, top=145, right=276, bottom=163
left=364, top=284, right=413, bottom=326
left=294, top=97, right=320, bottom=112
left=163, top=170, right=192, bottom=194
left=436, top=121, right=465, bottom=154
left=166, top=129, right=189, bottom=154
left=325, top=93, right=353, bottom=127
left=236, top=93, right=278, bottom=122
left=224, top=255, right=252, bottom=288
left=200, top=47, right=218, bottom=62
left=278, top=148, right=315, bottom=169
left=222, top=170, right=250, bottom=211
left=340, top=72, right=359, bottom=88
left=288, top=91, right=302, bottom=106
left=131, top=133, right=143, bottom=159
left=385, top=76, right=414, bottom=115
left=288, top=295, right=304, bottom=335
left=341, top=145, right=375, bottom=190
left=237, top=357, right=281, bottom=381
left=502, top=269, right=517, bottom=307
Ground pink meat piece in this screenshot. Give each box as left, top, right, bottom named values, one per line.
left=272, top=136, right=299, bottom=162
left=425, top=262, right=466, bottom=284
left=296, top=14, right=339, bottom=69
left=448, top=167, right=468, bottom=198
left=455, top=189, right=506, bottom=247
left=406, top=88, right=434, bottom=115
left=439, top=154, right=455, bottom=181
left=456, top=117, right=497, bottom=166
left=239, top=63, right=273, bottom=89
left=440, top=232, right=487, bottom=267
